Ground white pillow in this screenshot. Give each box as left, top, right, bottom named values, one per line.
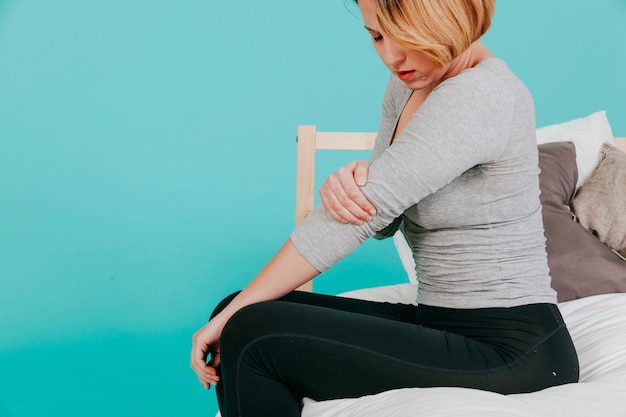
left=393, top=231, right=417, bottom=283
left=536, top=111, right=614, bottom=189
left=394, top=111, right=616, bottom=284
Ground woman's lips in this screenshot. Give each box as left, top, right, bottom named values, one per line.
left=397, top=70, right=415, bottom=81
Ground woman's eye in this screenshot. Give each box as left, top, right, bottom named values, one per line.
left=372, top=33, right=383, bottom=42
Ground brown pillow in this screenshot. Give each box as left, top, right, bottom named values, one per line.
left=538, top=142, right=626, bottom=302
left=571, top=143, right=626, bottom=259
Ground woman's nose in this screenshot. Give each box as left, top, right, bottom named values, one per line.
left=382, top=40, right=405, bottom=68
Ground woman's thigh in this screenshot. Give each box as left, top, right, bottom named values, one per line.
left=212, top=290, right=418, bottom=324
left=220, top=298, right=524, bottom=399
left=216, top=292, right=578, bottom=413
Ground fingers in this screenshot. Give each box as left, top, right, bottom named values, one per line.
left=191, top=349, right=221, bottom=389
left=207, top=350, right=221, bottom=369
left=321, top=185, right=372, bottom=225
left=196, top=365, right=220, bottom=390
left=338, top=162, right=375, bottom=217
left=320, top=161, right=376, bottom=224
left=190, top=332, right=221, bottom=390
left=354, top=160, right=370, bottom=187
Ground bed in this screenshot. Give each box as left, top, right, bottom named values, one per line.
left=217, top=111, right=626, bottom=416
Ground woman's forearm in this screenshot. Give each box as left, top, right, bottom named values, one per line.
left=212, top=238, right=320, bottom=328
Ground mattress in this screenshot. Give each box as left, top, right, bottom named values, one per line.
left=299, top=285, right=626, bottom=417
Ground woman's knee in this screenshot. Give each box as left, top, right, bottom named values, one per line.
left=220, top=301, right=290, bottom=352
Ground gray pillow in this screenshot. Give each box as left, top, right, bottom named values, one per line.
left=571, top=143, right=626, bottom=259
left=539, top=142, right=626, bottom=302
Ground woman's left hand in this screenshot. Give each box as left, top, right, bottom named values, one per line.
left=319, top=160, right=376, bottom=225
left=190, top=319, right=223, bottom=390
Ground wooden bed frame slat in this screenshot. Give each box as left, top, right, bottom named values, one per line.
left=315, top=132, right=378, bottom=150
left=295, top=125, right=626, bottom=292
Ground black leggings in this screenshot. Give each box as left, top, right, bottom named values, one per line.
left=211, top=291, right=579, bottom=417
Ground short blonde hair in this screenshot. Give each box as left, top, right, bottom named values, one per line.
left=373, top=0, right=495, bottom=67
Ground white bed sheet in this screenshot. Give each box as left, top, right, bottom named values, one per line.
left=300, top=286, right=626, bottom=417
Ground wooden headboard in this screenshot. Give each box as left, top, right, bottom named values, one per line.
left=295, top=126, right=626, bottom=292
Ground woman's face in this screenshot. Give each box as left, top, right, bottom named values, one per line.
left=358, top=0, right=448, bottom=91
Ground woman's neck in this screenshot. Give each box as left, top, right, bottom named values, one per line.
left=442, top=41, right=494, bottom=82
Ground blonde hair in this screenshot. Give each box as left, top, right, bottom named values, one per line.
left=373, top=0, right=495, bottom=67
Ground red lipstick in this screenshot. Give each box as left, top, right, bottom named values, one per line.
left=397, top=70, right=415, bottom=81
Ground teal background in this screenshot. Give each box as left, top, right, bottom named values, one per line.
left=1, top=1, right=624, bottom=416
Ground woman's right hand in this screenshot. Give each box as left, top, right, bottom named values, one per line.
left=319, top=160, right=376, bottom=225
left=190, top=319, right=224, bottom=390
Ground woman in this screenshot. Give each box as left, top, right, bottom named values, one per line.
left=191, top=0, right=579, bottom=415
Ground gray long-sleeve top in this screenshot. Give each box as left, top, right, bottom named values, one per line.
left=291, top=58, right=557, bottom=309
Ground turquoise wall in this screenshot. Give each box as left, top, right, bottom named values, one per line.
left=1, top=1, right=624, bottom=415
